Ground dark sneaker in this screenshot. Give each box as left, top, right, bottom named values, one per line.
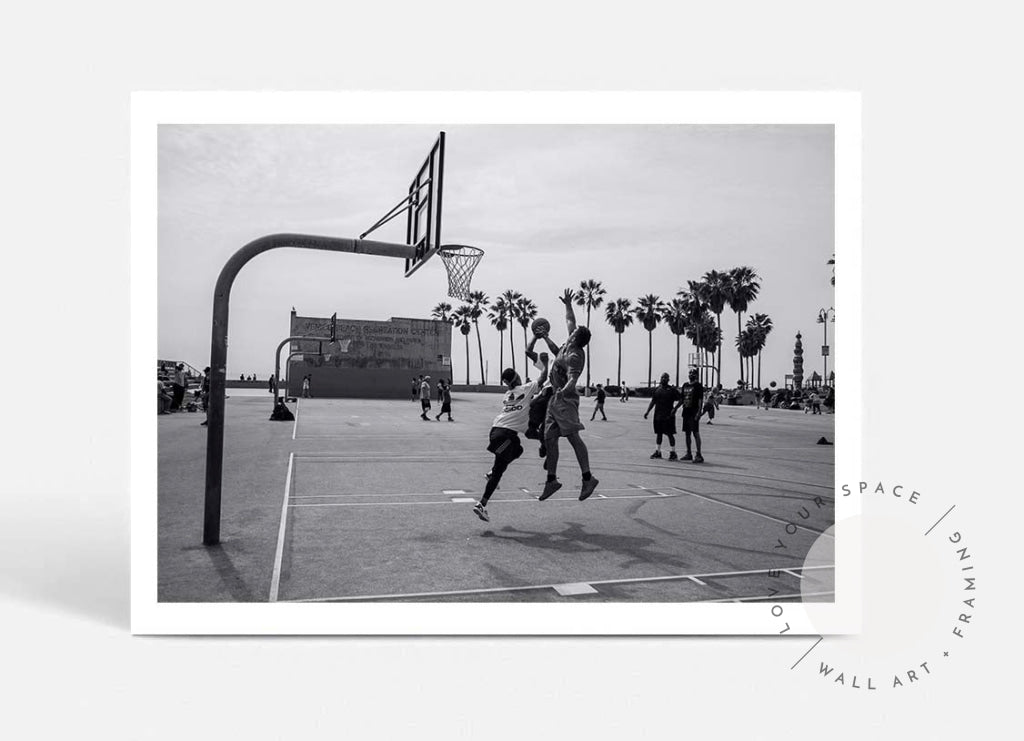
left=579, top=477, right=599, bottom=501
left=472, top=503, right=490, bottom=522
left=668, top=451, right=678, bottom=461
left=650, top=450, right=663, bottom=459
left=539, top=479, right=562, bottom=501
left=680, top=452, right=693, bottom=461
left=694, top=454, right=705, bottom=463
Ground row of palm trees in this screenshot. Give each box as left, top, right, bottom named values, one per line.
left=431, top=267, right=771, bottom=389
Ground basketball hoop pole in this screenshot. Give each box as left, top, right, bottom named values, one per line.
left=273, top=335, right=330, bottom=405
left=204, top=233, right=415, bottom=545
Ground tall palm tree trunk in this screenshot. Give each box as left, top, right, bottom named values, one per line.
left=508, top=325, right=516, bottom=375
left=585, top=306, right=592, bottom=395
left=522, top=325, right=529, bottom=380
left=737, top=313, right=743, bottom=385
left=716, top=313, right=722, bottom=387
left=647, top=330, right=653, bottom=387
left=464, top=335, right=470, bottom=385
left=675, top=335, right=680, bottom=386
left=617, top=332, right=623, bottom=386
left=474, top=323, right=485, bottom=384
left=757, top=351, right=762, bottom=388
left=498, top=331, right=504, bottom=374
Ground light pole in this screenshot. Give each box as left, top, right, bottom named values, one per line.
left=817, top=307, right=835, bottom=387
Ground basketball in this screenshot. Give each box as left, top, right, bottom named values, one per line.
left=531, top=317, right=551, bottom=337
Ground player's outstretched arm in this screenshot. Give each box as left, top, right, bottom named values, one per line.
left=644, top=397, right=656, bottom=418
left=559, top=288, right=578, bottom=334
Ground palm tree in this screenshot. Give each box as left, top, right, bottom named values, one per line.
left=488, top=297, right=510, bottom=374
left=735, top=328, right=759, bottom=389
left=746, top=313, right=774, bottom=388
left=700, top=270, right=731, bottom=386
left=727, top=266, right=761, bottom=387
left=514, top=296, right=538, bottom=380
left=633, top=294, right=667, bottom=387
left=430, top=302, right=453, bottom=323
left=677, top=283, right=709, bottom=385
left=575, top=279, right=606, bottom=394
left=466, top=290, right=489, bottom=384
left=604, top=298, right=634, bottom=386
left=698, top=320, right=723, bottom=386
left=500, top=289, right=523, bottom=375
left=451, top=305, right=473, bottom=385
left=827, top=255, right=835, bottom=286
left=662, top=298, right=689, bottom=386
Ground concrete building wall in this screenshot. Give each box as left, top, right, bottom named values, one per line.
left=286, top=313, right=453, bottom=399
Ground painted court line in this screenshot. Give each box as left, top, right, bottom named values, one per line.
left=674, top=487, right=834, bottom=538
left=288, top=486, right=673, bottom=500
left=282, top=565, right=835, bottom=602
left=268, top=452, right=295, bottom=603
left=782, top=569, right=804, bottom=579
left=553, top=583, right=599, bottom=596
left=287, top=492, right=679, bottom=508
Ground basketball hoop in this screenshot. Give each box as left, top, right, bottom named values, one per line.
left=437, top=244, right=484, bottom=300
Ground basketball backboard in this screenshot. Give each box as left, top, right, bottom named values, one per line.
left=359, top=131, right=446, bottom=277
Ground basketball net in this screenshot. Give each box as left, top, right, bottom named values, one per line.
left=437, top=245, right=484, bottom=300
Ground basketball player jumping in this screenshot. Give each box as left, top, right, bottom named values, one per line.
left=539, top=288, right=599, bottom=502
left=473, top=337, right=550, bottom=522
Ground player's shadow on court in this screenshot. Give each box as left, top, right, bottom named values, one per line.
left=483, top=522, right=694, bottom=571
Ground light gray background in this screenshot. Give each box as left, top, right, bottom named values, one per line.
left=1, top=1, right=1018, bottom=738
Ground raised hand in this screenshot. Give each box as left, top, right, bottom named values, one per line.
left=559, top=288, right=576, bottom=306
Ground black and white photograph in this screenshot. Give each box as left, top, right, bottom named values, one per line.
left=142, top=96, right=858, bottom=632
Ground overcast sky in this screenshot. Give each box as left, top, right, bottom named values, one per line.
left=158, top=124, right=834, bottom=387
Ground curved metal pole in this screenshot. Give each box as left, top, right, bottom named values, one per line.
left=282, top=350, right=313, bottom=394
left=204, top=233, right=414, bottom=545
left=273, top=335, right=329, bottom=405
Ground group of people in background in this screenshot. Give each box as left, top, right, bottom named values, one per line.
left=412, top=375, right=454, bottom=421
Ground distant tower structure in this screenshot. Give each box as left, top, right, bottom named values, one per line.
left=793, top=332, right=804, bottom=390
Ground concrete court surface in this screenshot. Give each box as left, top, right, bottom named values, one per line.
left=158, top=391, right=835, bottom=603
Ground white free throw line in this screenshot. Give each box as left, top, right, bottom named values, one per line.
left=268, top=452, right=295, bottom=602
left=675, top=487, right=834, bottom=539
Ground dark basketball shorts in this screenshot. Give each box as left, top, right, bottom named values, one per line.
left=653, top=416, right=676, bottom=435
left=421, top=399, right=431, bottom=411
left=487, top=427, right=524, bottom=464
left=681, top=411, right=700, bottom=433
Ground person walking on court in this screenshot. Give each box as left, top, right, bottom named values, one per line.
left=590, top=384, right=608, bottom=421
left=268, top=373, right=276, bottom=395
left=473, top=339, right=551, bottom=522
left=419, top=375, right=433, bottom=420
left=644, top=373, right=681, bottom=459
left=539, top=288, right=599, bottom=502
left=703, top=389, right=716, bottom=425
left=619, top=385, right=630, bottom=403
left=435, top=380, right=454, bottom=422
left=679, top=367, right=706, bottom=462
left=302, top=374, right=312, bottom=398
left=411, top=376, right=420, bottom=402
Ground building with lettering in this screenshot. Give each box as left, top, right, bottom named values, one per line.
left=287, top=311, right=453, bottom=398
